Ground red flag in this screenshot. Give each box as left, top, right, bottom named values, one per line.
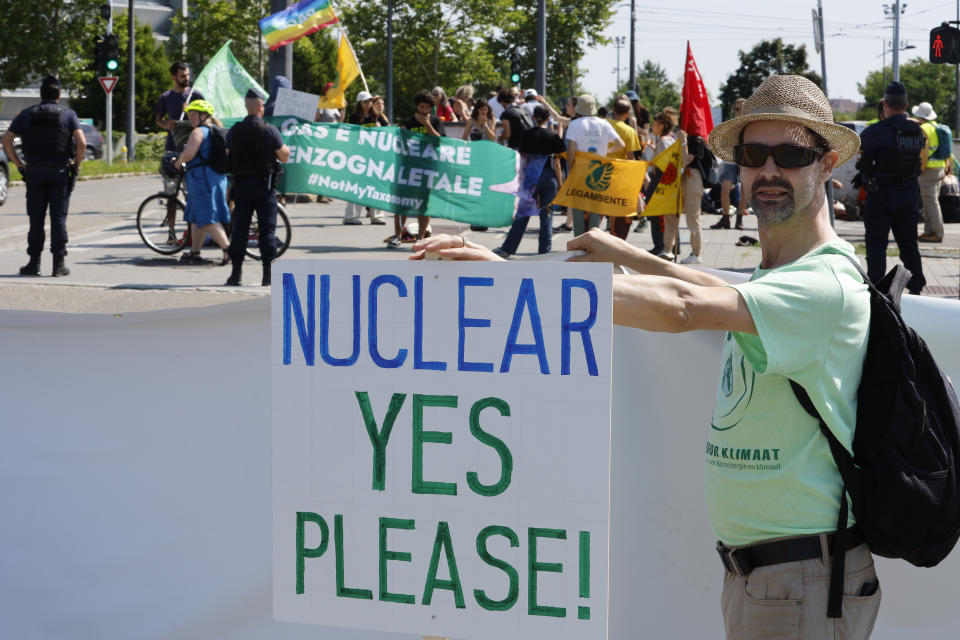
left=680, top=42, right=714, bottom=138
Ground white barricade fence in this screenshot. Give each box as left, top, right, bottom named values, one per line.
left=1, top=265, right=959, bottom=639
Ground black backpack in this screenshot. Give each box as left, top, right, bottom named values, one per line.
left=791, top=257, right=960, bottom=618
left=198, top=125, right=230, bottom=175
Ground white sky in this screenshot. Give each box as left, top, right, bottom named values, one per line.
left=581, top=0, right=956, bottom=105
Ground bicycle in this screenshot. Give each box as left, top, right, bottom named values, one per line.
left=136, top=170, right=291, bottom=261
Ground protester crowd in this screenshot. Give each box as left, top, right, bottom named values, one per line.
left=6, top=60, right=952, bottom=295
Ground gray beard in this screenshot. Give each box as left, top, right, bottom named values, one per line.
left=753, top=196, right=797, bottom=225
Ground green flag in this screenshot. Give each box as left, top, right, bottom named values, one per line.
left=193, top=41, right=267, bottom=120
left=269, top=118, right=520, bottom=227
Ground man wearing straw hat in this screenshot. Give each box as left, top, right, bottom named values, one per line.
left=413, top=74, right=880, bottom=638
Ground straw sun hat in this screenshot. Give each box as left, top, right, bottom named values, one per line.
left=708, top=75, right=860, bottom=166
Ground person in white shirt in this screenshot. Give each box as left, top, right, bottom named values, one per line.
left=564, top=93, right=625, bottom=234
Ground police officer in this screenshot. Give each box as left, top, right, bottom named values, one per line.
left=856, top=81, right=926, bottom=294
left=1, top=76, right=86, bottom=277
left=225, top=88, right=290, bottom=287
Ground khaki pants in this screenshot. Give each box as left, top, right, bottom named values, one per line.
left=721, top=542, right=880, bottom=640
left=662, top=170, right=704, bottom=256
left=918, top=166, right=945, bottom=237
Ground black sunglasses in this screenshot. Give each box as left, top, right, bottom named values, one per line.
left=733, top=144, right=825, bottom=168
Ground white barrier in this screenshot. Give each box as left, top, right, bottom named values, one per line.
left=1, top=281, right=959, bottom=639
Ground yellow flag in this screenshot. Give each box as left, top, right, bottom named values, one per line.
left=317, top=33, right=361, bottom=109
left=553, top=151, right=648, bottom=217
left=642, top=139, right=683, bottom=217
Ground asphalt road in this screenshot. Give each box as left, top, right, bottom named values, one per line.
left=0, top=174, right=486, bottom=313
left=0, top=174, right=956, bottom=313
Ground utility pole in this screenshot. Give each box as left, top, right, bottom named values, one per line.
left=613, top=36, right=625, bottom=90
left=126, top=0, right=135, bottom=161
left=386, top=0, right=393, bottom=123
left=628, top=0, right=637, bottom=92
left=814, top=0, right=835, bottom=225
left=269, top=0, right=293, bottom=85
left=103, top=4, right=113, bottom=164
left=535, top=0, right=546, bottom=95
left=883, top=2, right=907, bottom=81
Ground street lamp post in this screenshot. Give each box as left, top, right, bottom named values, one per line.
left=613, top=36, right=625, bottom=90
left=628, top=0, right=636, bottom=92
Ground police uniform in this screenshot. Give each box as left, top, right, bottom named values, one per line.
left=226, top=90, right=286, bottom=286
left=857, top=111, right=926, bottom=294
left=5, top=76, right=82, bottom=276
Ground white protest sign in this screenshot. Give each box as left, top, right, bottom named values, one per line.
left=272, top=260, right=614, bottom=640
left=274, top=86, right=321, bottom=121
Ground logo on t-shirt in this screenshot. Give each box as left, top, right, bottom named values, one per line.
left=711, top=337, right=756, bottom=432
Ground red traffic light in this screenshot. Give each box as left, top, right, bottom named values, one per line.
left=930, top=24, right=960, bottom=64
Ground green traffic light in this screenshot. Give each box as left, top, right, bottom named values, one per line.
left=106, top=59, right=118, bottom=71
left=510, top=73, right=520, bottom=83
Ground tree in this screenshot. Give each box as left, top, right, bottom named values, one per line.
left=856, top=58, right=957, bottom=129
left=169, top=0, right=270, bottom=85
left=609, top=61, right=681, bottom=115
left=337, top=0, right=612, bottom=115
left=72, top=15, right=170, bottom=132
left=0, top=0, right=105, bottom=93
left=718, top=39, right=822, bottom=119
left=338, top=0, right=504, bottom=113
left=486, top=0, right=614, bottom=101
left=292, top=31, right=339, bottom=96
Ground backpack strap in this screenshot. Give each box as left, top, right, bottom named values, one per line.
left=838, top=253, right=909, bottom=312
left=789, top=380, right=853, bottom=619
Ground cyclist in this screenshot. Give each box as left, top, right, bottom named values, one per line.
left=172, top=100, right=231, bottom=265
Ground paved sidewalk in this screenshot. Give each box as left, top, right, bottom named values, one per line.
left=0, top=175, right=956, bottom=313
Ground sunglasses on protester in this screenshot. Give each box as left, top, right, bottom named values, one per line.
left=733, top=144, right=825, bottom=168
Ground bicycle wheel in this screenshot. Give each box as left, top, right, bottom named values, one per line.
left=244, top=203, right=292, bottom=261
left=137, top=193, right=189, bottom=255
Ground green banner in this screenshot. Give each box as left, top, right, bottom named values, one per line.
left=269, top=117, right=520, bottom=227
left=193, top=41, right=268, bottom=120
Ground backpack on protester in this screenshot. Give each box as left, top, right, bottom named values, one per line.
left=505, top=106, right=534, bottom=135
left=790, top=256, right=960, bottom=618
left=932, top=123, right=953, bottom=161
left=701, top=147, right=720, bottom=189
left=197, top=125, right=230, bottom=174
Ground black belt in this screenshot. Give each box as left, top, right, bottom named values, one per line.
left=717, top=527, right=864, bottom=577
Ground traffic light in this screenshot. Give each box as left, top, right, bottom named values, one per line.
left=930, top=23, right=960, bottom=64
left=93, top=34, right=106, bottom=72
left=510, top=52, right=521, bottom=84
left=103, top=35, right=120, bottom=73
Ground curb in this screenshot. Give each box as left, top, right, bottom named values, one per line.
left=10, top=171, right=153, bottom=187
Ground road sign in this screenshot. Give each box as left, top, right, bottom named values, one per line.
left=99, top=77, right=118, bottom=94
left=930, top=23, right=960, bottom=64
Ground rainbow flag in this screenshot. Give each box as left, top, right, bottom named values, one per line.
left=259, top=0, right=339, bottom=51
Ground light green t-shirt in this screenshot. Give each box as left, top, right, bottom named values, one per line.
left=705, top=240, right=870, bottom=546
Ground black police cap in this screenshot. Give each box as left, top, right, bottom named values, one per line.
left=245, top=88, right=265, bottom=100
left=884, top=81, right=907, bottom=98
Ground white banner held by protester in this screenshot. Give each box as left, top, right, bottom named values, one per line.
left=272, top=260, right=614, bottom=640
left=273, top=87, right=321, bottom=121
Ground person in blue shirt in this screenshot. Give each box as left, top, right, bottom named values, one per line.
left=856, top=81, right=926, bottom=294
left=2, top=75, right=86, bottom=277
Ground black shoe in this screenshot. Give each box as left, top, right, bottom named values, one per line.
left=554, top=223, right=573, bottom=233
left=52, top=256, right=69, bottom=277
left=470, top=225, right=488, bottom=232
left=226, top=262, right=243, bottom=286
left=261, top=262, right=271, bottom=287
left=710, top=217, right=731, bottom=230
left=19, top=257, right=40, bottom=276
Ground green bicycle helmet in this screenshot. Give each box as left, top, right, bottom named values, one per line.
left=184, top=99, right=215, bottom=116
